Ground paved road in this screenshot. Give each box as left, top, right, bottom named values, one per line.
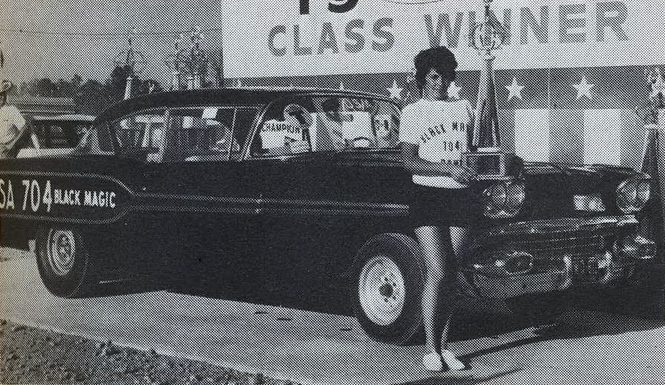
left=1, top=248, right=665, bottom=385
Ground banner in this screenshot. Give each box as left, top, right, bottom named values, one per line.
left=221, top=0, right=665, bottom=78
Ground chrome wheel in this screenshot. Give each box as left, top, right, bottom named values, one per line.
left=358, top=255, right=406, bottom=326
left=47, top=229, right=76, bottom=276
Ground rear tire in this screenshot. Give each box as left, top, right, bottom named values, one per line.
left=351, top=233, right=425, bottom=345
left=35, top=227, right=99, bottom=298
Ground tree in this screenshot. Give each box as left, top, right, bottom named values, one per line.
left=107, top=65, right=133, bottom=102
left=71, top=74, right=82, bottom=89
left=74, top=80, right=112, bottom=115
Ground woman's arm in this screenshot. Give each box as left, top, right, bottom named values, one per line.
left=401, top=142, right=475, bottom=184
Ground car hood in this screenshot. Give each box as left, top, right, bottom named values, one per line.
left=522, top=162, right=639, bottom=194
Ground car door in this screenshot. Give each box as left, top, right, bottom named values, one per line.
left=245, top=95, right=408, bottom=299
left=111, top=106, right=264, bottom=267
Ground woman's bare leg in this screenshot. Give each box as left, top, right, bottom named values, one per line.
left=414, top=226, right=457, bottom=356
left=436, top=226, right=469, bottom=370
left=440, top=226, right=469, bottom=350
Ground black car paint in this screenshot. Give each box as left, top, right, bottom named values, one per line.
left=0, top=88, right=648, bottom=293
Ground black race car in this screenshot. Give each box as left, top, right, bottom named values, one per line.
left=0, top=88, right=657, bottom=344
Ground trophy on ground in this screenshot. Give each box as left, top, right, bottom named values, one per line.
left=461, top=0, right=516, bottom=180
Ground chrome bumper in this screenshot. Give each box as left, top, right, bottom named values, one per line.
left=463, top=215, right=656, bottom=299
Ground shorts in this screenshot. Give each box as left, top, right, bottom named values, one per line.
left=408, top=185, right=480, bottom=228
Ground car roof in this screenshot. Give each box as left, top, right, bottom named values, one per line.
left=95, top=87, right=396, bottom=124
left=32, top=114, right=96, bottom=123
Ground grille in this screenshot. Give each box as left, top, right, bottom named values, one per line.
left=502, top=234, right=607, bottom=257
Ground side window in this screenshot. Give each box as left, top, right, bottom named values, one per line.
left=73, top=121, right=115, bottom=155
left=109, top=109, right=166, bottom=154
left=162, top=107, right=257, bottom=162
left=250, top=96, right=400, bottom=158
left=251, top=98, right=317, bottom=157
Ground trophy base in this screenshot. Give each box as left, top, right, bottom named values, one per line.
left=462, top=150, right=515, bottom=180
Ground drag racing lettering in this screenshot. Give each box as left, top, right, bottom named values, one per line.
left=0, top=172, right=409, bottom=224
left=0, top=178, right=117, bottom=214
left=0, top=173, right=132, bottom=224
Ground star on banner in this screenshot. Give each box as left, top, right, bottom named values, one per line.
left=339, top=82, right=345, bottom=90
left=505, top=77, right=524, bottom=101
left=235, top=79, right=243, bottom=87
left=447, top=81, right=462, bottom=99
left=387, top=80, right=403, bottom=99
left=572, top=76, right=594, bottom=100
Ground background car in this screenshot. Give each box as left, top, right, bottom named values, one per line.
left=0, top=88, right=658, bottom=344
left=15, top=114, right=95, bottom=158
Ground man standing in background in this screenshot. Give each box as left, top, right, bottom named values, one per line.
left=0, top=80, right=39, bottom=159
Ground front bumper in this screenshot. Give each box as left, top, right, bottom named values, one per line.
left=462, top=215, right=656, bottom=298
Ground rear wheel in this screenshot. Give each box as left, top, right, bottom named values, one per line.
left=351, top=233, right=425, bottom=345
left=35, top=227, right=99, bottom=298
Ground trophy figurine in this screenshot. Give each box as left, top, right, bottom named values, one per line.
left=461, top=0, right=515, bottom=180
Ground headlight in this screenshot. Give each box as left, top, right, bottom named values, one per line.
left=490, top=184, right=507, bottom=206
left=637, top=180, right=651, bottom=204
left=483, top=180, right=525, bottom=218
left=505, top=181, right=526, bottom=211
left=616, top=178, right=651, bottom=213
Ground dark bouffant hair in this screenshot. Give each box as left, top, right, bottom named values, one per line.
left=414, top=46, right=457, bottom=90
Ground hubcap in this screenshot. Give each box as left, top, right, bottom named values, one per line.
left=47, top=229, right=76, bottom=276
left=358, top=256, right=406, bottom=326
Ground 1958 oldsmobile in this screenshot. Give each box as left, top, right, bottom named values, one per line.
left=0, top=88, right=657, bottom=344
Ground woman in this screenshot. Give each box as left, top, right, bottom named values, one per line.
left=399, top=46, right=476, bottom=372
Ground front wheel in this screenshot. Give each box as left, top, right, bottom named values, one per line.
left=351, top=233, right=425, bottom=345
left=35, top=227, right=99, bottom=298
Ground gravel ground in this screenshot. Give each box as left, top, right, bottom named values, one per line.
left=0, top=248, right=301, bottom=385
left=0, top=319, right=300, bottom=385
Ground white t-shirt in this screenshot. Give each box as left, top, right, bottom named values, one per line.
left=0, top=104, right=27, bottom=145
left=399, top=98, right=474, bottom=188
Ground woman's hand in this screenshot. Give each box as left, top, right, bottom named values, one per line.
left=448, top=164, right=476, bottom=184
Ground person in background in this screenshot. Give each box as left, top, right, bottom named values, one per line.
left=0, top=80, right=39, bottom=158
left=399, top=46, right=476, bottom=372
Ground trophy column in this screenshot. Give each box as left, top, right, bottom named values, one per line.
left=113, top=29, right=147, bottom=100
left=462, top=0, right=514, bottom=179
left=638, top=68, right=665, bottom=256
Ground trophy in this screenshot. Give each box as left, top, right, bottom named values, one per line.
left=176, top=27, right=209, bottom=90
left=113, top=29, right=147, bottom=100
left=461, top=0, right=515, bottom=180
left=638, top=67, right=665, bottom=236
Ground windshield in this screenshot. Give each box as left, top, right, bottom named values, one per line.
left=250, top=96, right=400, bottom=157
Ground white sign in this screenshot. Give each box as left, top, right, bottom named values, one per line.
left=221, top=0, right=665, bottom=78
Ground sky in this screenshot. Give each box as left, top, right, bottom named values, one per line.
left=0, top=0, right=223, bottom=86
